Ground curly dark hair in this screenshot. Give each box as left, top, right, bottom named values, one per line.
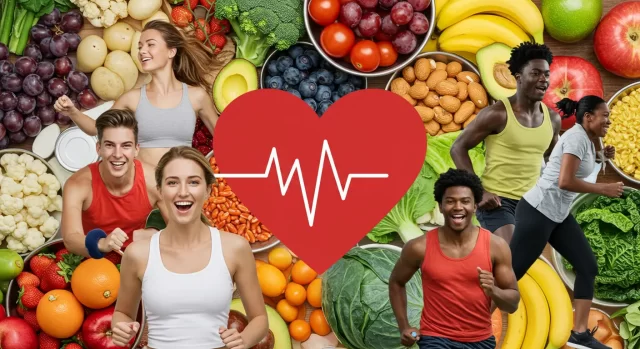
left=434, top=168, right=484, bottom=204
left=506, top=41, right=553, bottom=76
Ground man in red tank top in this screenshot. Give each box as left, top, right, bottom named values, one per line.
left=61, top=109, right=167, bottom=262
left=389, top=169, right=520, bottom=349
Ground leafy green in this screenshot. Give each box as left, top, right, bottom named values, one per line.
left=425, top=131, right=486, bottom=176
left=322, top=248, right=423, bottom=349
left=1, top=0, right=55, bottom=54
left=563, top=190, right=640, bottom=302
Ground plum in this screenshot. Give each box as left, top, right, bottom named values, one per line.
left=22, top=74, right=45, bottom=97
left=9, top=129, right=26, bottom=144
left=67, top=71, right=88, bottom=93
left=0, top=60, right=13, bottom=76
left=40, top=8, right=61, bottom=27
left=0, top=91, right=18, bottom=111
left=14, top=56, right=37, bottom=76
left=30, top=24, right=53, bottom=43
left=55, top=111, right=71, bottom=125
left=23, top=44, right=42, bottom=62
left=36, top=90, right=52, bottom=107
left=54, top=56, right=73, bottom=77
left=39, top=37, right=53, bottom=58
left=0, top=43, right=7, bottom=61
left=0, top=134, right=8, bottom=149
left=60, top=10, right=83, bottom=33
left=47, top=77, right=69, bottom=98
left=0, top=123, right=5, bottom=140
left=37, top=106, right=56, bottom=126
left=23, top=114, right=42, bottom=137
left=77, top=89, right=98, bottom=109
left=3, top=110, right=23, bottom=132
left=16, top=93, right=36, bottom=114
left=62, top=33, right=81, bottom=51
left=49, top=35, right=69, bottom=57
left=36, top=61, right=55, bottom=81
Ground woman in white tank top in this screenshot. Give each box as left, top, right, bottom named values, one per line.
left=110, top=146, right=269, bottom=349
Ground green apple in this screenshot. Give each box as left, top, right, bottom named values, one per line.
left=541, top=0, right=603, bottom=43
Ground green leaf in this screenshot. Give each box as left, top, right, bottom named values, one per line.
left=621, top=322, right=630, bottom=339
left=627, top=313, right=640, bottom=327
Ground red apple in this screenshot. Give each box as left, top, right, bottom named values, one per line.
left=82, top=306, right=136, bottom=349
left=0, top=317, right=38, bottom=349
left=542, top=56, right=604, bottom=130
left=593, top=1, right=640, bottom=78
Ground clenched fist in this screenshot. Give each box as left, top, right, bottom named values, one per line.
left=111, top=321, right=139, bottom=347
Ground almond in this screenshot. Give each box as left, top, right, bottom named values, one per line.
left=435, top=61, right=447, bottom=71
left=464, top=114, right=477, bottom=128
left=414, top=58, right=431, bottom=80
left=401, top=93, right=417, bottom=105
left=454, top=100, right=475, bottom=124
left=446, top=77, right=457, bottom=84
left=409, top=81, right=429, bottom=99
left=456, top=81, right=468, bottom=100
left=417, top=101, right=426, bottom=107
left=426, top=70, right=447, bottom=89
left=436, top=129, right=444, bottom=135
left=435, top=80, right=459, bottom=96
left=433, top=106, right=453, bottom=124
left=416, top=106, right=435, bottom=122
left=390, top=78, right=411, bottom=95
left=402, top=66, right=416, bottom=83
left=442, top=121, right=462, bottom=132
left=468, top=82, right=488, bottom=108
left=424, top=120, right=441, bottom=136
left=457, top=71, right=480, bottom=84
left=424, top=91, right=440, bottom=108
left=446, top=61, right=463, bottom=78
left=440, top=95, right=461, bottom=113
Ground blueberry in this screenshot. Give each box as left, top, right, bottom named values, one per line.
left=282, top=83, right=290, bottom=90
left=331, top=91, right=340, bottom=102
left=348, top=75, right=364, bottom=88
left=283, top=67, right=302, bottom=85
left=317, top=100, right=332, bottom=116
left=288, top=45, right=305, bottom=59
left=266, top=76, right=284, bottom=90
left=304, top=49, right=321, bottom=67
left=315, top=85, right=332, bottom=102
left=267, top=60, right=279, bottom=76
left=295, top=54, right=313, bottom=71
left=316, top=69, right=334, bottom=85
left=304, top=98, right=317, bottom=111
left=300, top=70, right=309, bottom=80
left=333, top=70, right=348, bottom=84
left=276, top=56, right=294, bottom=72
left=308, top=71, right=319, bottom=83
left=287, top=89, right=301, bottom=98
left=320, top=60, right=334, bottom=71
left=338, top=82, right=355, bottom=97
left=298, top=79, right=317, bottom=98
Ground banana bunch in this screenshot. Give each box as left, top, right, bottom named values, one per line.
left=434, top=0, right=545, bottom=57
left=502, top=259, right=573, bottom=349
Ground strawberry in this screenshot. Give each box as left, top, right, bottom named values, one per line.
left=39, top=332, right=61, bottom=349
left=171, top=6, right=193, bottom=27
left=41, top=254, right=83, bottom=292
left=199, top=0, right=215, bottom=9
left=208, top=34, right=227, bottom=54
left=18, top=285, right=44, bottom=309
left=193, top=18, right=209, bottom=42
left=16, top=304, right=25, bottom=316
left=30, top=253, right=55, bottom=278
left=16, top=271, right=40, bottom=288
left=183, top=0, right=198, bottom=9
left=55, top=248, right=71, bottom=262
left=193, top=130, right=208, bottom=145
left=197, top=145, right=212, bottom=155
left=104, top=251, right=122, bottom=265
left=62, top=344, right=83, bottom=349
left=209, top=17, right=230, bottom=34
left=23, top=310, right=40, bottom=331
left=0, top=305, right=5, bottom=320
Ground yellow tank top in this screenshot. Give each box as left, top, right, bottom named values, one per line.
left=481, top=98, right=553, bottom=200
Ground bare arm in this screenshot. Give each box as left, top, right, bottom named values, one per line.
left=64, top=92, right=132, bottom=136
left=231, top=235, right=269, bottom=346
left=60, top=175, right=92, bottom=258
left=112, top=242, right=144, bottom=325
left=389, top=237, right=424, bottom=332
left=490, top=236, right=520, bottom=313
left=558, top=153, right=606, bottom=194
left=544, top=110, right=562, bottom=163
left=450, top=105, right=505, bottom=174
left=195, top=87, right=218, bottom=136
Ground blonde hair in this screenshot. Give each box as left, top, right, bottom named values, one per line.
left=95, top=109, right=138, bottom=144
left=155, top=146, right=216, bottom=225
left=143, top=20, right=212, bottom=92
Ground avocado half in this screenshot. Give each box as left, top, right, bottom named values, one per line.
left=230, top=298, right=292, bottom=349
left=476, top=43, right=517, bottom=101
left=212, top=58, right=259, bottom=113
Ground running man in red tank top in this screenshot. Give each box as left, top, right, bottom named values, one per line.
left=60, top=109, right=168, bottom=262
left=389, top=169, right=520, bottom=349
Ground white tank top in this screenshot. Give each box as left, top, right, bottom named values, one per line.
left=141, top=227, right=233, bottom=349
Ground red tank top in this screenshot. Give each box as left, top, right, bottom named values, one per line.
left=419, top=227, right=493, bottom=342
left=81, top=160, right=153, bottom=250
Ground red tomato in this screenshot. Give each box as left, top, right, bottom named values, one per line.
left=377, top=41, right=398, bottom=67
left=320, top=23, right=356, bottom=58
left=308, top=0, right=341, bottom=26
left=350, top=40, right=380, bottom=72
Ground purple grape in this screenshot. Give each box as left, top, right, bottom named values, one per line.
left=60, top=11, right=83, bottom=33
left=16, top=93, right=36, bottom=114
left=40, top=8, right=61, bottom=27
left=379, top=0, right=398, bottom=8
left=47, top=77, right=68, bottom=98
left=49, top=35, right=69, bottom=57
left=36, top=91, right=52, bottom=107
left=14, top=56, right=37, bottom=77
left=408, top=12, right=430, bottom=35
left=0, top=60, right=13, bottom=76
left=77, top=89, right=98, bottom=109
left=0, top=110, right=3, bottom=122
left=358, top=12, right=381, bottom=37
left=381, top=14, right=400, bottom=35
left=30, top=24, right=53, bottom=43
left=55, top=112, right=72, bottom=126
left=0, top=135, right=8, bottom=149
left=0, top=43, right=7, bottom=61
left=391, top=1, right=414, bottom=25
left=23, top=44, right=43, bottom=62
left=37, top=106, right=56, bottom=125
left=1, top=74, right=22, bottom=93
left=36, top=61, right=55, bottom=81
left=392, top=30, right=418, bottom=54
left=54, top=56, right=73, bottom=77
left=0, top=123, right=5, bottom=140
left=0, top=92, right=17, bottom=111
left=355, top=0, right=378, bottom=9
left=23, top=115, right=41, bottom=137
left=3, top=110, right=23, bottom=132
left=62, top=32, right=81, bottom=51
left=339, top=2, right=363, bottom=28
left=23, top=74, right=45, bottom=97
left=407, top=0, right=431, bottom=11
left=67, top=70, right=89, bottom=93
left=39, top=37, right=53, bottom=58
left=9, top=129, right=27, bottom=144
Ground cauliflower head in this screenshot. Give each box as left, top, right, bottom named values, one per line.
left=6, top=236, right=27, bottom=253
left=38, top=173, right=61, bottom=198
left=12, top=221, right=28, bottom=240
left=0, top=215, right=16, bottom=235
left=23, top=195, right=46, bottom=218
left=1, top=177, right=23, bottom=197
left=23, top=228, right=45, bottom=251
left=0, top=194, right=23, bottom=216
left=26, top=210, right=49, bottom=228
left=40, top=216, right=59, bottom=238
left=21, top=173, right=42, bottom=196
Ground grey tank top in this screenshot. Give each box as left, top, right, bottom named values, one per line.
left=136, top=82, right=197, bottom=148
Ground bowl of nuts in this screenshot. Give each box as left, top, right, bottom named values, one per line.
left=385, top=51, right=495, bottom=136
left=601, top=81, right=640, bottom=186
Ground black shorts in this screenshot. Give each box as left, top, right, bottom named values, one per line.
left=476, top=196, right=519, bottom=233
left=417, top=335, right=496, bottom=349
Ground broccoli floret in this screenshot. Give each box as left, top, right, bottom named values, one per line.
left=267, top=23, right=302, bottom=51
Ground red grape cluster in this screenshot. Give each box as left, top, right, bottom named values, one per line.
left=0, top=8, right=100, bottom=149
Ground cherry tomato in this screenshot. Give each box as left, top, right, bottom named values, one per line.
left=308, top=0, right=341, bottom=26
left=350, top=40, right=380, bottom=72
left=320, top=23, right=356, bottom=58
left=377, top=41, right=398, bottom=67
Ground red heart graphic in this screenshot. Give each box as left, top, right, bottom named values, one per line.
left=213, top=89, right=426, bottom=273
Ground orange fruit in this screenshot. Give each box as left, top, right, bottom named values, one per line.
left=285, top=282, right=307, bottom=306
left=37, top=289, right=84, bottom=338
left=71, top=258, right=121, bottom=309
left=309, top=309, right=331, bottom=336
left=257, top=264, right=287, bottom=297
left=256, top=260, right=267, bottom=269
left=306, top=278, right=322, bottom=308
left=297, top=303, right=306, bottom=320
left=289, top=319, right=311, bottom=342
left=492, top=309, right=502, bottom=342
left=268, top=247, right=293, bottom=270
left=291, top=260, right=317, bottom=285
left=276, top=299, right=298, bottom=323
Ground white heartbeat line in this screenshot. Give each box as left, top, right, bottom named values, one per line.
left=217, top=139, right=389, bottom=227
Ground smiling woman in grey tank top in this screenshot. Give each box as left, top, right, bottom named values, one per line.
left=53, top=20, right=221, bottom=168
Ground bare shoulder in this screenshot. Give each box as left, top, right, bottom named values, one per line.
left=140, top=161, right=158, bottom=188
left=476, top=101, right=508, bottom=126
left=402, top=233, right=427, bottom=260
left=220, top=230, right=251, bottom=254
left=122, top=239, right=151, bottom=267
left=546, top=106, right=562, bottom=131
left=115, top=88, right=142, bottom=110
left=64, top=167, right=91, bottom=194
left=489, top=233, right=511, bottom=259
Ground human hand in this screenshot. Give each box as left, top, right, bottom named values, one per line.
left=400, top=327, right=420, bottom=346
left=111, top=321, right=139, bottom=347
left=478, top=267, right=495, bottom=297
left=478, top=191, right=501, bottom=210
left=53, top=95, right=78, bottom=116
left=98, top=228, right=128, bottom=254
left=601, top=181, right=624, bottom=198
left=220, top=327, right=245, bottom=349
left=604, top=145, right=615, bottom=159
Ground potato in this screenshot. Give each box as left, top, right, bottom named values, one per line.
left=103, top=22, right=135, bottom=52
left=130, top=31, right=145, bottom=73
left=76, top=35, right=108, bottom=73
left=127, top=0, right=163, bottom=20
left=103, top=50, right=139, bottom=92
left=91, top=67, right=125, bottom=101
left=142, top=11, right=170, bottom=28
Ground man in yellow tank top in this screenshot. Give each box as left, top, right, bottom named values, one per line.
left=450, top=42, right=562, bottom=243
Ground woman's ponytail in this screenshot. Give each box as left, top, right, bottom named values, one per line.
left=556, top=98, right=579, bottom=119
